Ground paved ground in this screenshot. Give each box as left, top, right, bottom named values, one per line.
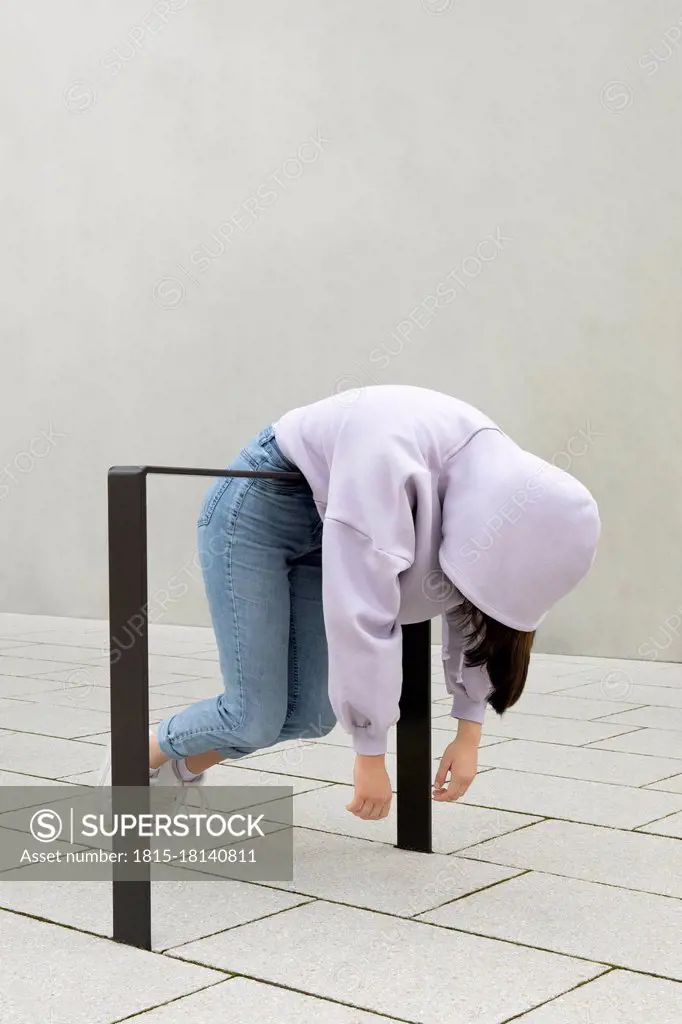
left=1, top=613, right=681, bottom=1022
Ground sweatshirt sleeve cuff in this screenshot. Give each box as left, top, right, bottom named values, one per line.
left=351, top=727, right=389, bottom=756
left=450, top=692, right=487, bottom=725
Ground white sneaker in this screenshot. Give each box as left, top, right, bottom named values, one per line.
left=150, top=760, right=205, bottom=787
left=97, top=740, right=204, bottom=787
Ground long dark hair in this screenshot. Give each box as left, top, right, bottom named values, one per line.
left=453, top=598, right=535, bottom=713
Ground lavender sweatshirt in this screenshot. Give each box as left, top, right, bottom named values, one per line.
left=275, top=385, right=600, bottom=755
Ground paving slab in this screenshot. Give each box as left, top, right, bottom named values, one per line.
left=420, top=872, right=682, bottom=980
left=131, top=976, right=401, bottom=1022
left=170, top=900, right=603, bottom=1024
left=479, top=713, right=640, bottom=747
left=4, top=630, right=109, bottom=647
left=0, top=697, right=34, bottom=713
left=548, top=659, right=682, bottom=689
left=15, top=685, right=190, bottom=714
left=462, top=818, right=682, bottom=897
left=637, top=810, right=682, bottom=839
left=0, top=873, right=310, bottom=950
left=0, top=908, right=224, bottom=1024
left=244, top=826, right=522, bottom=915
left=558, top=682, right=682, bottom=709
left=645, top=774, right=682, bottom=793
left=0, top=769, right=78, bottom=788
left=460, top=768, right=682, bottom=828
left=0, top=732, right=104, bottom=777
left=0, top=701, right=111, bottom=739
left=505, top=693, right=641, bottom=720
left=515, top=969, right=682, bottom=1023
left=477, top=739, right=680, bottom=786
left=0, top=676, right=65, bottom=699
left=0, top=656, right=93, bottom=678
left=600, top=706, right=682, bottom=731
left=589, top=728, right=682, bottom=759
left=5, top=645, right=109, bottom=665
left=0, top=614, right=107, bottom=636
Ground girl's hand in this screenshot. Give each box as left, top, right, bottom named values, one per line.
left=347, top=754, right=392, bottom=820
left=433, top=736, right=479, bottom=802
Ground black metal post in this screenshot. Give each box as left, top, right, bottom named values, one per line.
left=397, top=620, right=432, bottom=853
left=107, top=465, right=304, bottom=949
left=108, top=467, right=152, bottom=949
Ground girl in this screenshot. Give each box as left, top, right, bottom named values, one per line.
left=130, top=385, right=601, bottom=820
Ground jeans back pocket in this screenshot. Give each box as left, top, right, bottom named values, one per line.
left=197, top=476, right=234, bottom=527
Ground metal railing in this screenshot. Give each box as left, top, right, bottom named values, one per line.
left=108, top=465, right=432, bottom=950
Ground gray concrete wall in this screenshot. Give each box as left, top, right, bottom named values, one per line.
left=2, top=0, right=681, bottom=660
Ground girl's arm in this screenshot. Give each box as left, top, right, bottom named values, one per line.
left=434, top=613, right=490, bottom=801
left=441, top=611, right=492, bottom=725
left=322, top=517, right=410, bottom=756
left=322, top=519, right=406, bottom=820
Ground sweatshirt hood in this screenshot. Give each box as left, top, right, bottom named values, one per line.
left=439, top=428, right=601, bottom=632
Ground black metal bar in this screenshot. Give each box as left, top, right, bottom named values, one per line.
left=397, top=620, right=432, bottom=853
left=146, top=466, right=302, bottom=480
left=108, top=467, right=152, bottom=949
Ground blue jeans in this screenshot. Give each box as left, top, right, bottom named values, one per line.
left=156, top=425, right=335, bottom=760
